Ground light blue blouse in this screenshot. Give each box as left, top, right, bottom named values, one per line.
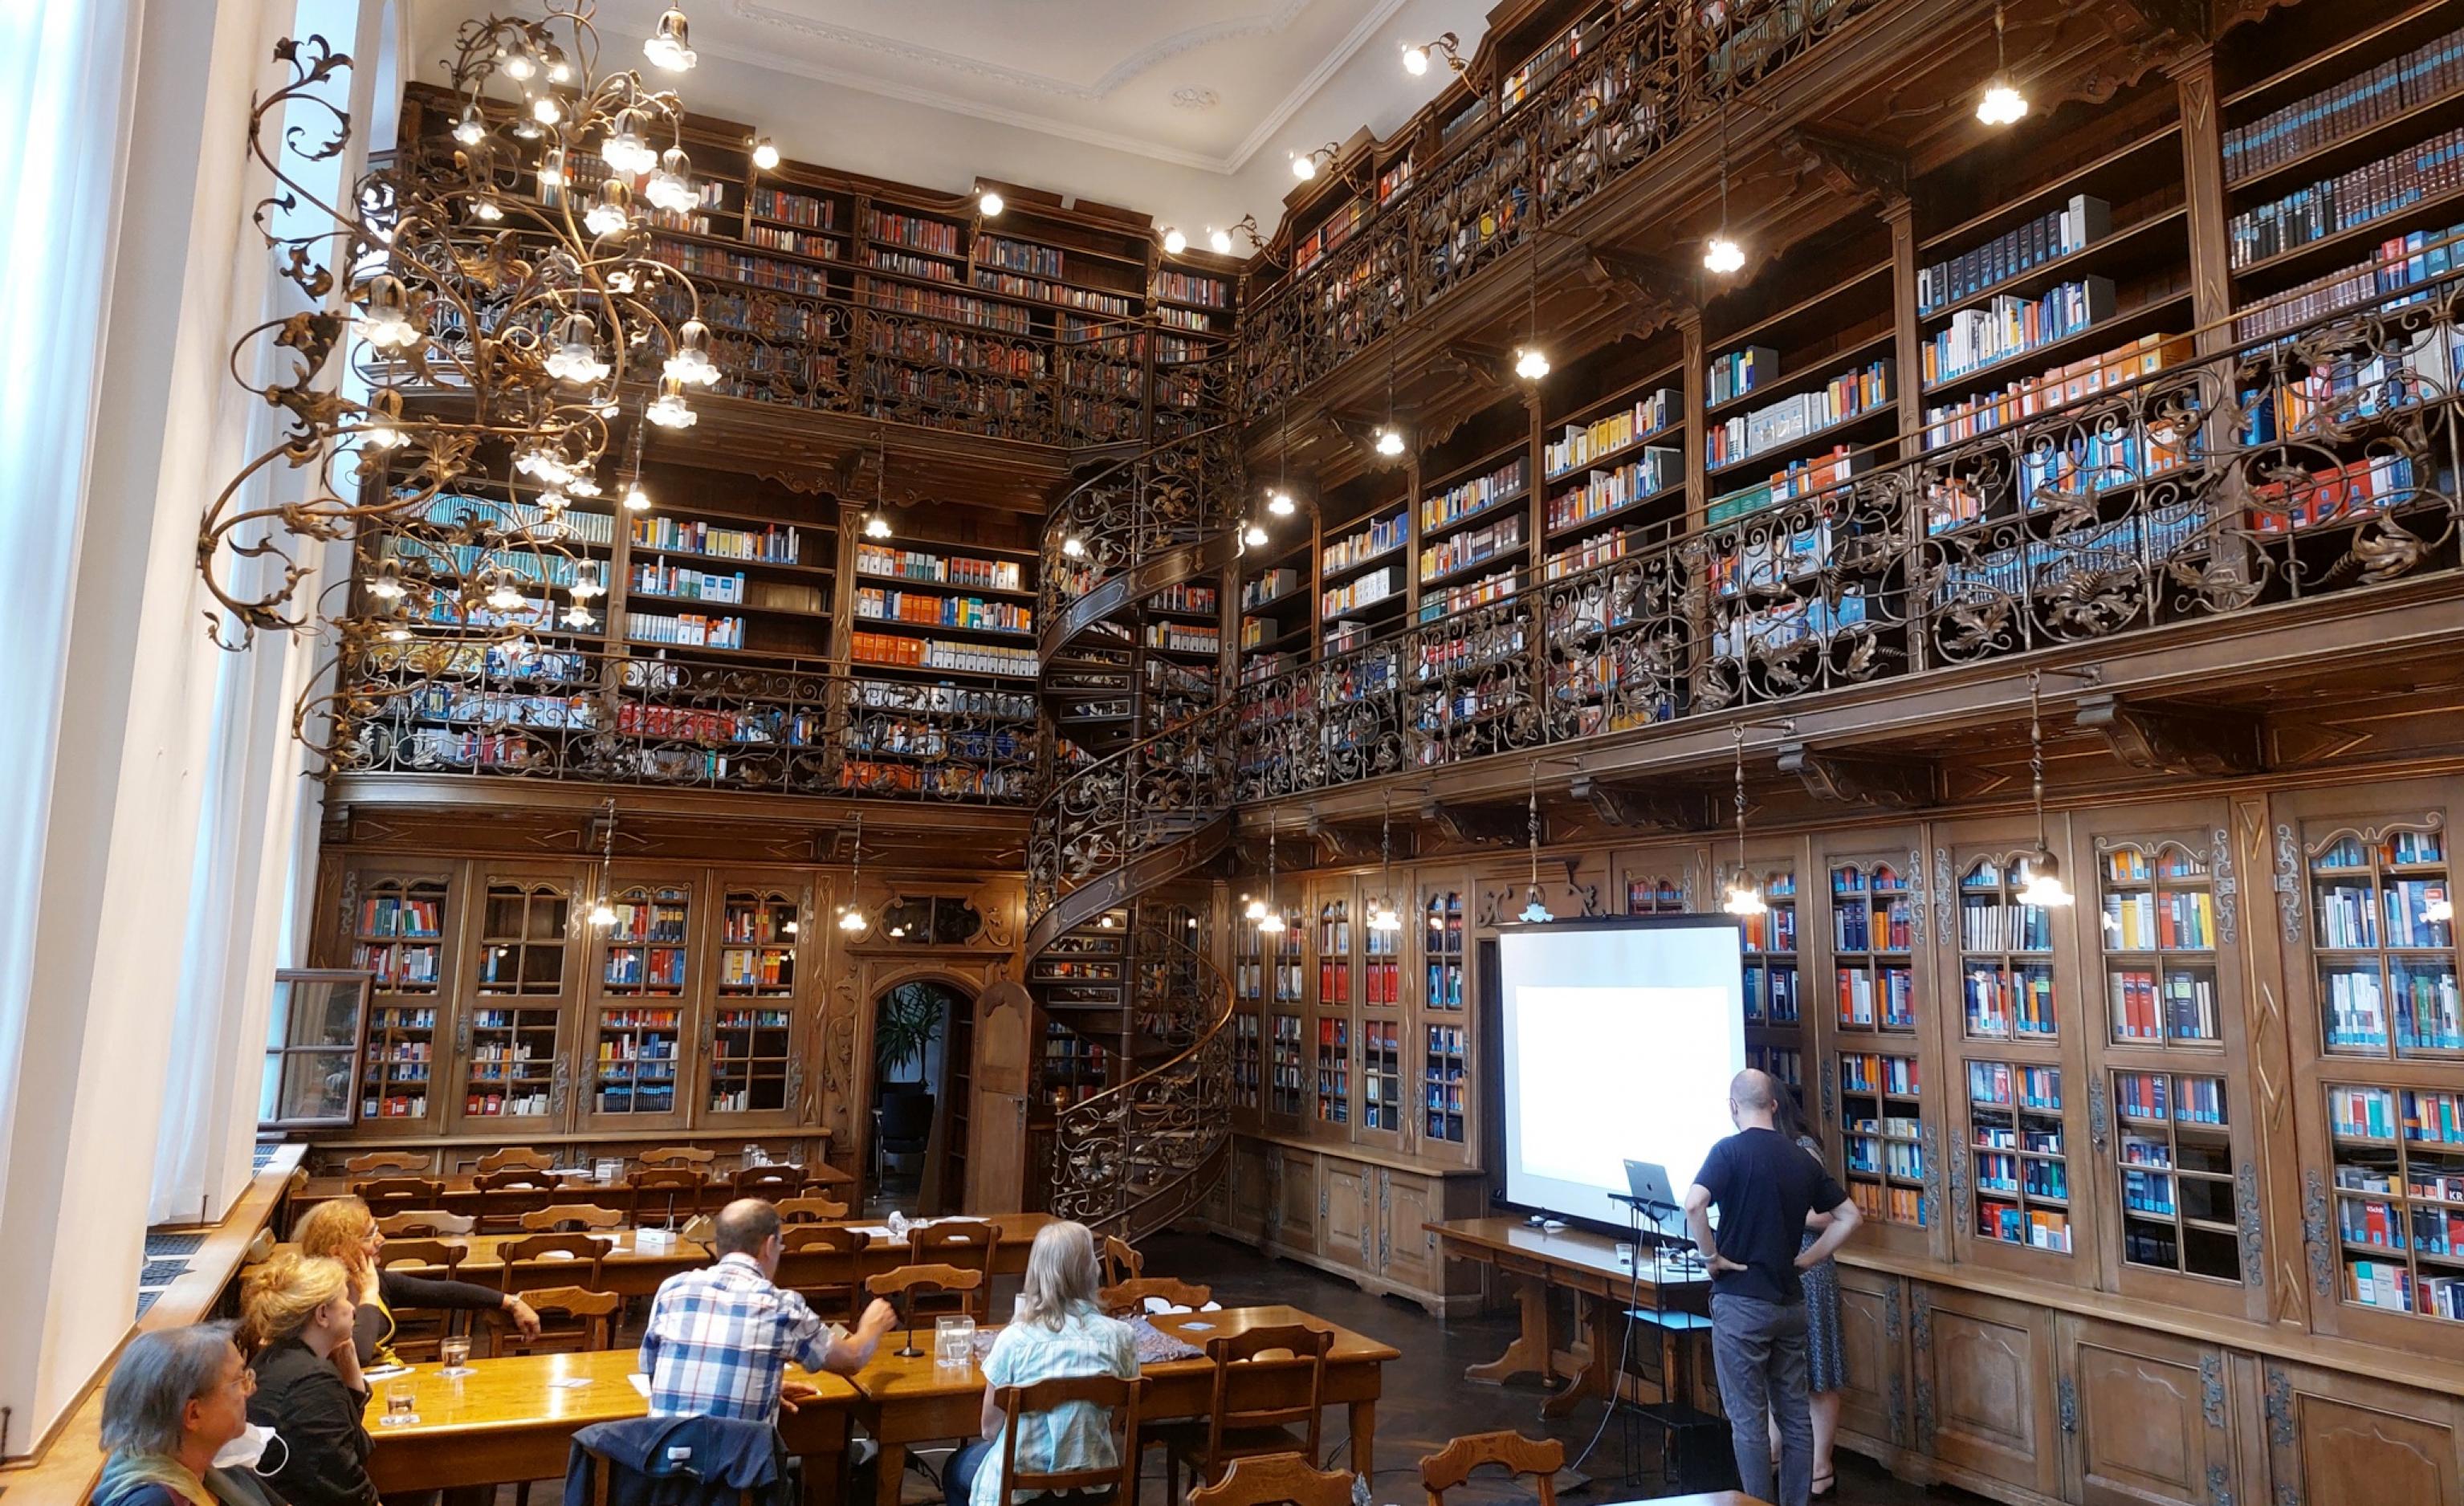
left=971, top=1303, right=1140, bottom=1506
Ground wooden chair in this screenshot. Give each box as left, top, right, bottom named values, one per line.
left=344, top=1151, right=430, bottom=1175
left=373, top=1239, right=470, bottom=1361
left=473, top=1169, right=560, bottom=1233
left=780, top=1226, right=870, bottom=1323
left=1419, top=1432, right=1564, bottom=1506
left=517, top=1203, right=624, bottom=1233
left=1101, top=1235, right=1145, bottom=1287
left=865, top=1264, right=984, bottom=1354
left=730, top=1163, right=804, bottom=1202
left=491, top=1284, right=621, bottom=1354
left=776, top=1194, right=849, bottom=1224
left=1151, top=1323, right=1334, bottom=1501
left=474, top=1146, right=554, bottom=1174
left=1187, top=1454, right=1356, bottom=1506
left=636, top=1146, right=716, bottom=1170
left=498, top=1232, right=610, bottom=1296
left=989, top=1374, right=1146, bottom=1506
left=625, top=1167, right=707, bottom=1228
left=351, top=1177, right=443, bottom=1218
left=908, top=1219, right=1001, bottom=1320
left=376, top=1209, right=474, bottom=1237
left=1099, top=1276, right=1213, bottom=1317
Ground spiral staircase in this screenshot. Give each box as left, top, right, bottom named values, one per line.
left=1024, top=377, right=1250, bottom=1239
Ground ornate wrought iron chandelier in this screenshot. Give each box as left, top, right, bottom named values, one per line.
left=198, top=2, right=714, bottom=760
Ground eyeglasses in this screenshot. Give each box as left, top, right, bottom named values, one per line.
left=217, top=1366, right=259, bottom=1398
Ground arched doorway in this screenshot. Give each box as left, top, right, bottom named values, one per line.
left=867, top=978, right=973, bottom=1215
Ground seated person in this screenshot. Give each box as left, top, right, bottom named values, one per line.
left=641, top=1198, right=898, bottom=1421
left=293, top=1197, right=536, bottom=1368
left=241, top=1252, right=377, bottom=1506
left=95, top=1325, right=285, bottom=1506
left=947, top=1220, right=1138, bottom=1506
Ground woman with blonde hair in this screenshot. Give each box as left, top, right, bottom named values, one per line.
left=240, top=1252, right=377, bottom=1506
left=947, top=1220, right=1138, bottom=1506
left=293, top=1195, right=537, bottom=1367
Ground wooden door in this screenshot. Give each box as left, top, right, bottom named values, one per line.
left=449, top=861, right=584, bottom=1136
left=1321, top=1156, right=1374, bottom=1275
left=2259, top=1357, right=2464, bottom=1506
left=697, top=877, right=812, bottom=1131
left=1835, top=1265, right=1906, bottom=1455
left=967, top=981, right=1031, bottom=1215
left=1274, top=1147, right=1320, bottom=1256
left=2059, top=1315, right=2238, bottom=1506
left=1223, top=1136, right=1274, bottom=1243
left=1382, top=1170, right=1440, bottom=1293
left=1910, top=1282, right=2062, bottom=1498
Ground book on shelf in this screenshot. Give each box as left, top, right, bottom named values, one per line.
left=2238, top=223, right=2464, bottom=340
left=1922, top=276, right=2117, bottom=387
left=1918, top=195, right=2111, bottom=315
left=750, top=186, right=833, bottom=228
left=625, top=610, right=746, bottom=650
left=1549, top=449, right=1679, bottom=531
left=633, top=563, right=747, bottom=605
left=2225, top=25, right=2464, bottom=181
left=1922, top=332, right=2188, bottom=451
left=1322, top=512, right=1406, bottom=574
left=1706, top=446, right=1861, bottom=527
left=1707, top=360, right=1893, bottom=470
left=632, top=517, right=801, bottom=564
left=650, top=238, right=827, bottom=296
left=1143, top=621, right=1220, bottom=654
left=2229, top=125, right=2464, bottom=269
left=1708, top=345, right=1780, bottom=406
left=867, top=246, right=959, bottom=283
left=2332, top=1085, right=2397, bottom=1138
left=1547, top=391, right=1677, bottom=478
left=864, top=207, right=960, bottom=255
left=1321, top=565, right=1402, bottom=618
left=853, top=544, right=1024, bottom=592
left=1419, top=516, right=1523, bottom=584
left=1421, top=457, right=1529, bottom=532
left=850, top=631, right=1036, bottom=678
left=855, top=587, right=1032, bottom=634
left=1153, top=269, right=1228, bottom=308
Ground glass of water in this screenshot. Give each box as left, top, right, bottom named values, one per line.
left=438, top=1337, right=472, bottom=1377
left=381, top=1378, right=420, bottom=1427
left=933, top=1315, right=975, bottom=1370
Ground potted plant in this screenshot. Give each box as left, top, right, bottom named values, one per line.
left=874, top=984, right=945, bottom=1089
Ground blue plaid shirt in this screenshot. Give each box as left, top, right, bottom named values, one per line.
left=641, top=1253, right=837, bottom=1421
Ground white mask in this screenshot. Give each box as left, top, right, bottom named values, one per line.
left=213, top=1423, right=286, bottom=1474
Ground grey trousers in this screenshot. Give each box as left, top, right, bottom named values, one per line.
left=1710, top=1292, right=1814, bottom=1506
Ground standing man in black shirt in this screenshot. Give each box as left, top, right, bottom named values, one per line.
left=1687, top=1068, right=1863, bottom=1506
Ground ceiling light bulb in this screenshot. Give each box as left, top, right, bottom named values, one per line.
left=837, top=906, right=865, bottom=933
left=1724, top=881, right=1769, bottom=918
left=751, top=136, right=780, bottom=170
left=1375, top=426, right=1404, bottom=457
left=864, top=513, right=892, bottom=539
left=646, top=146, right=696, bottom=213
left=540, top=147, right=566, bottom=188
left=1977, top=79, right=2029, bottom=126
left=1243, top=897, right=1267, bottom=921
left=1242, top=522, right=1268, bottom=547
left=487, top=578, right=524, bottom=611
left=1403, top=43, right=1431, bottom=75
left=662, top=317, right=719, bottom=385
left=1061, top=535, right=1085, bottom=559
left=453, top=104, right=487, bottom=145
left=561, top=603, right=595, bottom=629
left=1266, top=489, right=1295, bottom=516
left=1098, top=914, right=1115, bottom=929
left=1163, top=227, right=1187, bottom=255
left=589, top=899, right=618, bottom=928
left=1518, top=888, right=1555, bottom=924
left=572, top=565, right=604, bottom=600
left=1291, top=153, right=1317, bottom=181
left=384, top=625, right=412, bottom=642
left=1256, top=910, right=1285, bottom=934
left=473, top=195, right=505, bottom=222
left=645, top=6, right=698, bottom=71
left=356, top=277, right=421, bottom=351
left=1208, top=226, right=1233, bottom=254
left=585, top=183, right=631, bottom=238
left=546, top=315, right=611, bottom=384
left=1515, top=346, right=1550, bottom=381
left=624, top=480, right=653, bottom=512
left=547, top=58, right=572, bottom=84
left=1704, top=234, right=1746, bottom=275
left=501, top=48, right=537, bottom=82
left=646, top=376, right=697, bottom=429
left=531, top=94, right=562, bottom=126
left=367, top=568, right=405, bottom=601
left=978, top=189, right=1004, bottom=217
left=602, top=116, right=657, bottom=177
left=364, top=425, right=405, bottom=450
left=2016, top=853, right=2075, bottom=908
left=1369, top=905, right=1403, bottom=933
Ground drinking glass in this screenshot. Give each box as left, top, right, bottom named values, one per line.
left=438, top=1337, right=472, bottom=1377
left=381, top=1378, right=420, bottom=1427
left=933, top=1314, right=975, bottom=1369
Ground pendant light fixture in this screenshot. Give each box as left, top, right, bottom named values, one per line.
left=1266, top=393, right=1297, bottom=517
left=2016, top=670, right=2076, bottom=907
left=644, top=6, right=698, bottom=71
left=588, top=797, right=620, bottom=928
left=837, top=812, right=870, bottom=932
left=1704, top=88, right=1745, bottom=275
left=1514, top=251, right=1550, bottom=381
left=1374, top=349, right=1406, bottom=457
left=1368, top=791, right=1404, bottom=932
left=621, top=419, right=652, bottom=515
left=1976, top=1, right=2030, bottom=126
left=1257, top=822, right=1286, bottom=934
left=1724, top=726, right=1770, bottom=917
left=865, top=433, right=894, bottom=539
left=750, top=135, right=780, bottom=171
left=1519, top=764, right=1555, bottom=922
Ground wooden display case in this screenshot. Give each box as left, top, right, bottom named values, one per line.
left=451, top=867, right=581, bottom=1131
left=1814, top=831, right=1938, bottom=1260
left=345, top=865, right=459, bottom=1130
left=702, top=881, right=811, bottom=1127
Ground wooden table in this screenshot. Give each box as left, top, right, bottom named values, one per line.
left=1428, top=1217, right=1709, bottom=1418
left=845, top=1305, right=1399, bottom=1506
left=360, top=1347, right=857, bottom=1498
left=295, top=1161, right=857, bottom=1220
left=268, top=1212, right=1055, bottom=1298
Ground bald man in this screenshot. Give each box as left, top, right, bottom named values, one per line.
left=1686, top=1068, right=1862, bottom=1506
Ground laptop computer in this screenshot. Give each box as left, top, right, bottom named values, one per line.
left=1623, top=1158, right=1679, bottom=1212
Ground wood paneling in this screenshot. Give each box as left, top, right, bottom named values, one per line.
left=1918, top=1286, right=2061, bottom=1497
left=2063, top=1318, right=2232, bottom=1506
left=1838, top=1266, right=1907, bottom=1452
left=2266, top=1361, right=2464, bottom=1506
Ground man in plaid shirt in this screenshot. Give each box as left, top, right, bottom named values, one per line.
left=641, top=1199, right=898, bottom=1421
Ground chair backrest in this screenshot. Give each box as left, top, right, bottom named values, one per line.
left=865, top=1262, right=983, bottom=1304
left=344, top=1151, right=429, bottom=1175
left=876, top=1093, right=935, bottom=1140
left=993, top=1374, right=1146, bottom=1501
left=625, top=1168, right=707, bottom=1226
left=731, top=1165, right=803, bottom=1200
left=375, top=1239, right=467, bottom=1280
left=1100, top=1235, right=1144, bottom=1287
left=1419, top=1432, right=1564, bottom=1506
left=576, top=1444, right=761, bottom=1506
left=907, top=1222, right=1000, bottom=1319
left=780, top=1225, right=871, bottom=1323
left=1098, top=1276, right=1212, bottom=1317
left=351, top=1177, right=444, bottom=1209
left=475, top=1147, right=554, bottom=1174
left=498, top=1232, right=610, bottom=1293
left=783, top=1225, right=870, bottom=1256
left=777, top=1194, right=849, bottom=1224
left=1203, top=1325, right=1334, bottom=1467
left=377, top=1210, right=474, bottom=1237
left=636, top=1146, right=716, bottom=1169
left=474, top=1168, right=556, bottom=1192
left=497, top=1284, right=621, bottom=1353
left=519, top=1203, right=625, bottom=1232
left=1188, top=1454, right=1356, bottom=1506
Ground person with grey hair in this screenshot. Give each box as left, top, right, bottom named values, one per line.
left=94, top=1325, right=286, bottom=1506
left=944, top=1219, right=1138, bottom=1506
left=640, top=1197, right=897, bottom=1420
left=1685, top=1068, right=1863, bottom=1506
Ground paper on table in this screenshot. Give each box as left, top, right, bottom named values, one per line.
left=537, top=1250, right=577, bottom=1260
left=1178, top=1321, right=1216, bottom=1332
left=628, top=1374, right=651, bottom=1398
left=550, top=1377, right=593, bottom=1390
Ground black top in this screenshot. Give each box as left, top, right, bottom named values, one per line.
left=356, top=1267, right=503, bottom=1366
left=1692, top=1125, right=1849, bottom=1305
left=247, top=1337, right=378, bottom=1506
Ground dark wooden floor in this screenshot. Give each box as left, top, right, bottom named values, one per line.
left=1142, top=1229, right=1981, bottom=1506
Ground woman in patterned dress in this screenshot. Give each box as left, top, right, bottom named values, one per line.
left=1772, top=1083, right=1846, bottom=1497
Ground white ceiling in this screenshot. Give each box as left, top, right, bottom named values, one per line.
left=407, top=0, right=1493, bottom=234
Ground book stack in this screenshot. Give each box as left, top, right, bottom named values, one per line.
left=2225, top=25, right=2464, bottom=181
left=1322, top=512, right=1407, bottom=574
left=2228, top=124, right=2464, bottom=268
left=1546, top=391, right=1677, bottom=478
left=1923, top=276, right=2117, bottom=385
left=1918, top=196, right=2111, bottom=313
left=1422, top=457, right=1529, bottom=532
left=1708, top=360, right=1893, bottom=470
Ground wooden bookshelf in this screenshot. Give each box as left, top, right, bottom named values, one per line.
left=586, top=881, right=692, bottom=1127
left=704, top=885, right=806, bottom=1123
left=458, top=876, right=572, bottom=1126
left=350, top=871, right=454, bottom=1126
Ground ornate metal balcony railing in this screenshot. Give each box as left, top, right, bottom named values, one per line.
left=1239, top=0, right=1875, bottom=416
left=1026, top=700, right=1240, bottom=934
left=320, top=640, right=1039, bottom=803
left=1235, top=277, right=2464, bottom=799
left=1046, top=913, right=1237, bottom=1236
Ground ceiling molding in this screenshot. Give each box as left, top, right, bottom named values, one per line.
left=1222, top=0, right=1415, bottom=173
